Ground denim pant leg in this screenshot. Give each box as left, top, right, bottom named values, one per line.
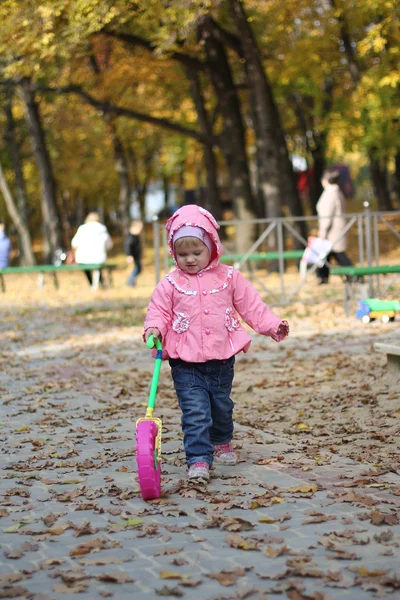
left=170, top=361, right=214, bottom=467
left=127, top=261, right=141, bottom=286
left=209, top=357, right=235, bottom=446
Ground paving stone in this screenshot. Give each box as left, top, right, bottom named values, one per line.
left=1, top=321, right=400, bottom=599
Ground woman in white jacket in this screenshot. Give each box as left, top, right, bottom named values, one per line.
left=71, top=212, right=113, bottom=287
left=316, top=168, right=354, bottom=284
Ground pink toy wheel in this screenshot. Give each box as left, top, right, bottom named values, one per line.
left=136, top=420, right=161, bottom=500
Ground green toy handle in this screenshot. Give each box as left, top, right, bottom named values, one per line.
left=146, top=334, right=162, bottom=411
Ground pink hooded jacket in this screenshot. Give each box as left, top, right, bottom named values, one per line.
left=144, top=205, right=287, bottom=362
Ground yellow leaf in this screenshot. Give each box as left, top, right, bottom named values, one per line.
left=159, top=571, right=183, bottom=580
left=287, top=484, right=317, bottom=494
left=294, top=423, right=312, bottom=431
left=271, top=496, right=284, bottom=504
left=124, top=518, right=143, bottom=526
left=258, top=517, right=276, bottom=523
left=357, top=568, right=388, bottom=577
left=16, top=425, right=29, bottom=432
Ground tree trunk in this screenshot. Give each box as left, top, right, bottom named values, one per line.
left=369, top=151, right=393, bottom=211
left=185, top=66, right=222, bottom=220
left=163, top=176, right=170, bottom=212
left=228, top=0, right=306, bottom=246
left=0, top=161, right=36, bottom=265
left=230, top=0, right=302, bottom=217
left=329, top=2, right=394, bottom=212
left=199, top=17, right=257, bottom=251
left=3, top=97, right=36, bottom=265
left=394, top=150, right=400, bottom=204
left=107, top=119, right=131, bottom=236
left=19, top=78, right=63, bottom=262
left=227, top=0, right=282, bottom=218
left=310, top=144, right=326, bottom=210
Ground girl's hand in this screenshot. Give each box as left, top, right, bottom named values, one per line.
left=144, top=328, right=161, bottom=343
left=276, top=320, right=289, bottom=341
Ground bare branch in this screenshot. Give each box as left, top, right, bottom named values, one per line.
left=34, top=83, right=215, bottom=146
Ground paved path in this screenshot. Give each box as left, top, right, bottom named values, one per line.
left=1, top=311, right=400, bottom=599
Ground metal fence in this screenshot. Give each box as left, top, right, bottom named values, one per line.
left=152, top=204, right=400, bottom=303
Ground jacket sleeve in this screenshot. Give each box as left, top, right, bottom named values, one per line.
left=71, top=228, right=81, bottom=249
left=232, top=270, right=286, bottom=341
left=144, top=278, right=173, bottom=339
left=317, top=190, right=335, bottom=239
left=124, top=235, right=132, bottom=256
left=105, top=231, right=113, bottom=251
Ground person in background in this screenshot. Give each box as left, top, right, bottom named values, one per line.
left=0, top=223, right=11, bottom=268
left=143, top=205, right=289, bottom=484
left=316, top=168, right=354, bottom=284
left=71, top=212, right=113, bottom=287
left=124, top=220, right=143, bottom=287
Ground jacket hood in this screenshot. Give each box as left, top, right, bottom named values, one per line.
left=166, top=205, right=222, bottom=269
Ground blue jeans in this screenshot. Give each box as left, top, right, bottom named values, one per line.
left=169, top=357, right=235, bottom=467
left=127, top=260, right=142, bottom=287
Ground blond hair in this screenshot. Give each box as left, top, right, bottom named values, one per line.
left=84, top=212, right=100, bottom=223
left=174, top=236, right=207, bottom=250
left=129, top=220, right=143, bottom=235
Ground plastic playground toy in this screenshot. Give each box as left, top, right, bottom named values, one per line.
left=356, top=298, right=400, bottom=323
left=136, top=335, right=163, bottom=500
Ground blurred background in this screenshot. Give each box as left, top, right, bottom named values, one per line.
left=0, top=0, right=399, bottom=266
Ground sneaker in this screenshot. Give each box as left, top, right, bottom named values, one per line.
left=187, top=462, right=210, bottom=482
left=214, top=442, right=237, bottom=465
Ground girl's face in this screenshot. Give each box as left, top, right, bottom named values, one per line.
left=175, top=240, right=210, bottom=273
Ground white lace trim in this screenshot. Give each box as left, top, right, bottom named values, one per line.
left=225, top=307, right=241, bottom=332
left=168, top=221, right=198, bottom=245
left=172, top=312, right=190, bottom=333
left=166, top=273, right=198, bottom=295
left=198, top=207, right=219, bottom=229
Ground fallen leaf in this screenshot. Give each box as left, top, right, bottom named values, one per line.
left=156, top=586, right=184, bottom=597
left=96, top=572, right=134, bottom=583
left=159, top=571, right=183, bottom=580
left=225, top=534, right=260, bottom=551
left=287, top=484, right=318, bottom=494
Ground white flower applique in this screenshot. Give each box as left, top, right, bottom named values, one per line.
left=172, top=312, right=190, bottom=334
left=225, top=307, right=240, bottom=332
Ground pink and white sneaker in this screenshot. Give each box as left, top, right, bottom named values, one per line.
left=214, top=442, right=237, bottom=465
left=187, top=462, right=210, bottom=482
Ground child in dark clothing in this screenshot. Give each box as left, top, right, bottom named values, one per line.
left=124, top=220, right=143, bottom=287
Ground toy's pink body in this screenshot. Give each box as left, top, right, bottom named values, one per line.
left=136, top=420, right=161, bottom=500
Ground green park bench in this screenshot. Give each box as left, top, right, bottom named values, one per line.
left=331, top=264, right=400, bottom=315
left=0, top=263, right=117, bottom=292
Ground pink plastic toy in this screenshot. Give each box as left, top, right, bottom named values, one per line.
left=136, top=335, right=162, bottom=500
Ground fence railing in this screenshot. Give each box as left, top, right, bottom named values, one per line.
left=152, top=204, right=400, bottom=303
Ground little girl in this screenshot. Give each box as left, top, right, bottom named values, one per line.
left=144, top=205, right=289, bottom=483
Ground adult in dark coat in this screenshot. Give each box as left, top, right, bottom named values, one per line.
left=124, top=220, right=143, bottom=287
